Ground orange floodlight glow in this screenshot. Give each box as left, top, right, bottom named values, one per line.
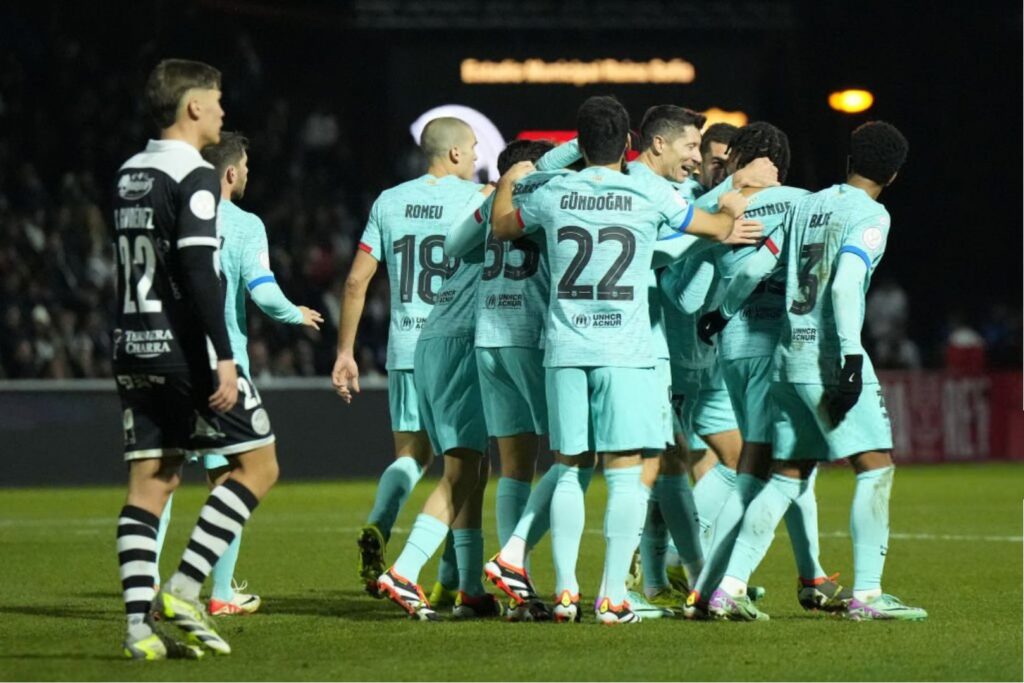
left=829, top=89, right=874, bottom=114
left=701, top=108, right=748, bottom=129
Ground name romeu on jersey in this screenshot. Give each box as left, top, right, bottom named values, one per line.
left=358, top=173, right=483, bottom=370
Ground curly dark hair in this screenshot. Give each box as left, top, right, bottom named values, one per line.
left=727, top=122, right=791, bottom=183
left=850, top=121, right=908, bottom=185
left=497, top=139, right=555, bottom=175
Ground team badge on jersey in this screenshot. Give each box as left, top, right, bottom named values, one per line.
left=862, top=227, right=884, bottom=250
left=189, top=190, right=217, bottom=220
left=251, top=409, right=272, bottom=436
left=117, top=172, right=155, bottom=200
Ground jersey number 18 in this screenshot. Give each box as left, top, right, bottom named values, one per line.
left=392, top=234, right=459, bottom=305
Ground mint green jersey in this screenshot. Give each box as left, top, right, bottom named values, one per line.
left=420, top=237, right=483, bottom=342
left=516, top=166, right=693, bottom=368
left=661, top=251, right=718, bottom=374
left=627, top=161, right=683, bottom=361
left=774, top=183, right=891, bottom=384
left=676, top=177, right=703, bottom=202
left=713, top=185, right=809, bottom=361
left=475, top=171, right=567, bottom=349
left=219, top=200, right=300, bottom=373
left=359, top=174, right=483, bottom=369
left=659, top=184, right=725, bottom=377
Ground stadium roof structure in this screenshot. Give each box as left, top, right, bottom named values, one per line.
left=199, top=0, right=797, bottom=31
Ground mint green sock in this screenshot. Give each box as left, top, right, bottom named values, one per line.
left=496, top=477, right=531, bottom=548
left=436, top=531, right=459, bottom=589
left=692, top=473, right=764, bottom=598
left=392, top=514, right=449, bottom=585
left=640, top=495, right=669, bottom=592
left=452, top=528, right=485, bottom=597
left=656, top=474, right=703, bottom=567
left=153, top=494, right=173, bottom=586
left=210, top=532, right=242, bottom=601
left=851, top=466, right=894, bottom=592
left=514, top=464, right=561, bottom=549
left=783, top=467, right=826, bottom=580
left=724, top=474, right=805, bottom=585
left=368, top=457, right=423, bottom=541
left=602, top=466, right=644, bottom=605
left=693, top=463, right=736, bottom=554
left=550, top=465, right=588, bottom=596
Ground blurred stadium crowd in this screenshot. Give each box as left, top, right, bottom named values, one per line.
left=0, top=28, right=1019, bottom=380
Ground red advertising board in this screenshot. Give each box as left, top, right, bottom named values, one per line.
left=879, top=371, right=1023, bottom=463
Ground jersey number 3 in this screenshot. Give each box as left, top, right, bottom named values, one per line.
left=790, top=243, right=825, bottom=314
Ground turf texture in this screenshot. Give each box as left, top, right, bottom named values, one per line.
left=0, top=462, right=1021, bottom=680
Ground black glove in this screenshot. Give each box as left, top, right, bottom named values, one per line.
left=697, top=309, right=729, bottom=345
left=825, top=354, right=864, bottom=426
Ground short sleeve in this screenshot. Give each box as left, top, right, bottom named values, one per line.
left=359, top=199, right=384, bottom=260
left=176, top=166, right=220, bottom=249
left=515, top=186, right=547, bottom=235
left=840, top=211, right=890, bottom=272
left=655, top=182, right=695, bottom=233
left=243, top=217, right=276, bottom=291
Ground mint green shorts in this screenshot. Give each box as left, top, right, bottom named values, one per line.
left=414, top=337, right=488, bottom=455
left=476, top=346, right=547, bottom=437
left=674, top=372, right=737, bottom=452
left=770, top=382, right=893, bottom=461
left=721, top=356, right=774, bottom=444
left=653, top=359, right=675, bottom=449
left=546, top=366, right=664, bottom=456
left=388, top=369, right=423, bottom=433
left=186, top=453, right=230, bottom=469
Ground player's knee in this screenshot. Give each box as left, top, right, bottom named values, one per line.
left=499, top=456, right=534, bottom=482
left=640, top=456, right=661, bottom=487
left=659, top=447, right=688, bottom=476
left=263, top=456, right=280, bottom=488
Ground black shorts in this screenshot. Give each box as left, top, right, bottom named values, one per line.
left=115, top=365, right=275, bottom=462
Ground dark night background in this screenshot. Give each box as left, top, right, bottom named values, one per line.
left=0, top=0, right=1019, bottom=378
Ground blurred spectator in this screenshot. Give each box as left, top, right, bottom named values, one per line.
left=944, top=310, right=986, bottom=374
left=1, top=11, right=1015, bottom=383
left=866, top=277, right=922, bottom=369
left=0, top=23, right=398, bottom=381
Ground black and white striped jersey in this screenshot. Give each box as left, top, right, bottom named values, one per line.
left=111, top=139, right=221, bottom=373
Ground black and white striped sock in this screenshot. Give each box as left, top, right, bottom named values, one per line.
left=117, top=505, right=159, bottom=639
left=167, top=479, right=259, bottom=601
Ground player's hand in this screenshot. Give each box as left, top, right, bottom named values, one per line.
left=500, top=161, right=535, bottom=186
left=718, top=190, right=750, bottom=219
left=733, top=157, right=780, bottom=189
left=723, top=218, right=764, bottom=245
left=824, top=354, right=864, bottom=425
left=331, top=351, right=360, bottom=403
left=697, top=309, right=729, bottom=345
left=299, top=306, right=324, bottom=330
left=210, top=360, right=239, bottom=412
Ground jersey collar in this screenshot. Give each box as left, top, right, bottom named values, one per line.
left=145, top=139, right=204, bottom=158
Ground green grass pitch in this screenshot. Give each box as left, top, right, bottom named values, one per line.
left=0, top=462, right=1021, bottom=681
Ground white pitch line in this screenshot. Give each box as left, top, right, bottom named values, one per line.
left=2, top=518, right=1020, bottom=543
